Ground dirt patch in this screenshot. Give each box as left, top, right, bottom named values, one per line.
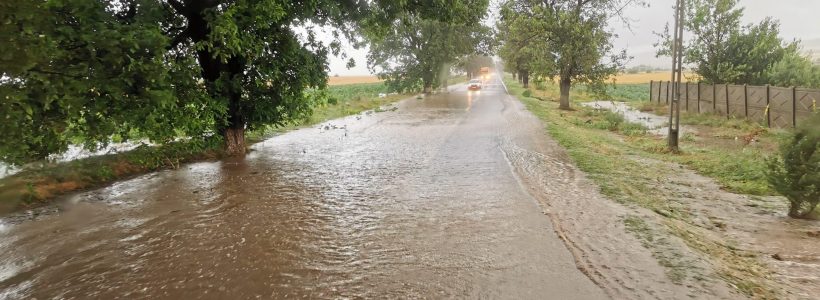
left=633, top=156, right=820, bottom=299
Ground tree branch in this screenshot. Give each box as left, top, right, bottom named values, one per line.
left=168, top=28, right=191, bottom=49
left=166, top=0, right=186, bottom=14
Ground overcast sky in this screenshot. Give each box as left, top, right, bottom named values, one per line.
left=327, top=0, right=820, bottom=75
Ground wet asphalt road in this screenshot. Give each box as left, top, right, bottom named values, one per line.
left=0, top=77, right=606, bottom=299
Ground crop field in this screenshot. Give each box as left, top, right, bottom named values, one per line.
left=328, top=75, right=383, bottom=86
left=611, top=72, right=698, bottom=84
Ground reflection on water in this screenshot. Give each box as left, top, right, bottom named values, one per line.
left=582, top=101, right=693, bottom=136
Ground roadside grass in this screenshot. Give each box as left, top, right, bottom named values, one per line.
left=505, top=75, right=778, bottom=297
left=634, top=104, right=786, bottom=196
left=0, top=81, right=413, bottom=215
left=623, top=216, right=689, bottom=284
left=523, top=77, right=779, bottom=196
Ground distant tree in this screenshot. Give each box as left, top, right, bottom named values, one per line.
left=459, top=55, right=495, bottom=79
left=497, top=0, right=641, bottom=110
left=767, top=50, right=820, bottom=88
left=367, top=1, right=492, bottom=94
left=655, top=0, right=797, bottom=85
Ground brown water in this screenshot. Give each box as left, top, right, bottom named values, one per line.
left=0, top=79, right=607, bottom=299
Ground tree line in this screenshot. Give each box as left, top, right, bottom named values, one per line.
left=0, top=0, right=492, bottom=165
left=496, top=0, right=642, bottom=110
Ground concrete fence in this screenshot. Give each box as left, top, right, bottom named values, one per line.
left=650, top=81, right=820, bottom=128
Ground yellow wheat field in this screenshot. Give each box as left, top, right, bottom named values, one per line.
left=328, top=76, right=383, bottom=86
left=611, top=72, right=698, bottom=84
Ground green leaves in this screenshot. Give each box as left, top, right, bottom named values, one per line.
left=767, top=114, right=820, bottom=218
left=657, top=0, right=803, bottom=86
left=1, top=0, right=499, bottom=163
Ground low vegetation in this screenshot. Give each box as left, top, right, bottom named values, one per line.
left=767, top=115, right=820, bottom=219
left=519, top=74, right=792, bottom=199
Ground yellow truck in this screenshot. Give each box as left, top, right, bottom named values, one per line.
left=480, top=67, right=490, bottom=80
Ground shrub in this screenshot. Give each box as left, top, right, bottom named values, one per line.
left=603, top=111, right=624, bottom=131
left=522, top=90, right=532, bottom=98
left=767, top=115, right=820, bottom=219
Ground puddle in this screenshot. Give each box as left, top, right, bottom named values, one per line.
left=0, top=141, right=150, bottom=180
left=582, top=101, right=691, bottom=136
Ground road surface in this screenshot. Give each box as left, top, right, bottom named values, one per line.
left=1, top=77, right=634, bottom=298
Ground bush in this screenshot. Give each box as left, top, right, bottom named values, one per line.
left=767, top=115, right=820, bottom=219
left=522, top=90, right=532, bottom=98
left=602, top=111, right=624, bottom=131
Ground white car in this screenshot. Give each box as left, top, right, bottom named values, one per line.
left=468, top=79, right=482, bottom=90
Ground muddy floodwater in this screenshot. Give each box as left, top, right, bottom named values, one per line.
left=0, top=79, right=610, bottom=299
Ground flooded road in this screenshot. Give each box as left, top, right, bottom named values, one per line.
left=0, top=78, right=608, bottom=299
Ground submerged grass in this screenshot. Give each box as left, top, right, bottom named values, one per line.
left=506, top=75, right=779, bottom=297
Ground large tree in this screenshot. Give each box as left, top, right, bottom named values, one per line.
left=367, top=0, right=492, bottom=94
left=497, top=0, right=639, bottom=110
left=655, top=0, right=797, bottom=85
left=0, top=0, right=482, bottom=165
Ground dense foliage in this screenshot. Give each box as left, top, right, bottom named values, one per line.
left=655, top=0, right=818, bottom=87
left=497, top=0, right=642, bottom=109
left=0, top=0, right=485, bottom=164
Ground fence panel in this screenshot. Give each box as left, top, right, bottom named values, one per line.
left=650, top=81, right=659, bottom=102
left=746, top=86, right=768, bottom=124
left=682, top=83, right=690, bottom=110
left=686, top=83, right=699, bottom=113
left=699, top=83, right=715, bottom=114
left=768, top=87, right=794, bottom=128
left=715, top=84, right=729, bottom=116
left=727, top=85, right=746, bottom=117
left=658, top=81, right=668, bottom=103
left=646, top=83, right=820, bottom=128
left=795, top=88, right=820, bottom=127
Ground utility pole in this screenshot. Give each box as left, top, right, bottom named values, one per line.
left=668, top=0, right=685, bottom=152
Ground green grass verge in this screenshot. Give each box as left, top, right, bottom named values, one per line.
left=527, top=77, right=780, bottom=195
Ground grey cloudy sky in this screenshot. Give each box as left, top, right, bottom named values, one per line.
left=328, top=0, right=820, bottom=75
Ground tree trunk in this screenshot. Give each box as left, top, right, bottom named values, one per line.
left=222, top=126, right=245, bottom=156
left=423, top=84, right=432, bottom=94
left=512, top=72, right=517, bottom=80
left=789, top=202, right=818, bottom=219
left=559, top=75, right=572, bottom=110
left=182, top=3, right=248, bottom=156
left=522, top=71, right=529, bottom=88
left=517, top=70, right=523, bottom=84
